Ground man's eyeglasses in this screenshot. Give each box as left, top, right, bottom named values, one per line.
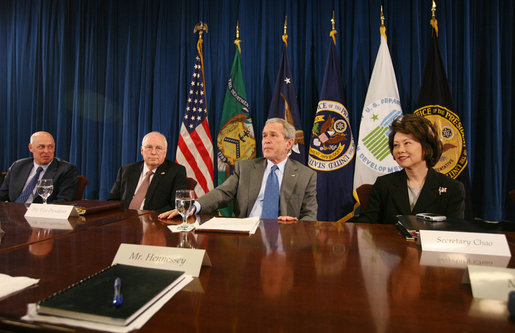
left=143, top=145, right=166, bottom=152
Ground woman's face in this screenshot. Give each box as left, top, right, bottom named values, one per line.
left=392, top=132, right=426, bottom=170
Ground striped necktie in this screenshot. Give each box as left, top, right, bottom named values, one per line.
left=15, top=166, right=44, bottom=203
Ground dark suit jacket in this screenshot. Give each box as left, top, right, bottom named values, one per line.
left=0, top=157, right=78, bottom=203
left=356, top=169, right=465, bottom=224
left=197, top=158, right=318, bottom=220
left=108, top=160, right=187, bottom=213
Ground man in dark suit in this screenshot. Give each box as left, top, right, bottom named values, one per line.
left=159, top=118, right=318, bottom=221
left=108, top=131, right=187, bottom=213
left=0, top=131, right=78, bottom=203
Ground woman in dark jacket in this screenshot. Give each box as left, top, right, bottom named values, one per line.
left=357, top=114, right=465, bottom=224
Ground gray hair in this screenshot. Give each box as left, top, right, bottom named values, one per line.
left=265, top=118, right=296, bottom=140
left=142, top=131, right=168, bottom=149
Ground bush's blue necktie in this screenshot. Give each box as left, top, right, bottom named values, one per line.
left=261, top=165, right=279, bottom=219
left=15, top=166, right=44, bottom=203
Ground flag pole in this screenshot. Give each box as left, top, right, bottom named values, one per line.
left=194, top=22, right=209, bottom=100
left=330, top=11, right=337, bottom=45
left=430, top=0, right=439, bottom=37
left=234, top=21, right=241, bottom=54
left=380, top=5, right=387, bottom=42
left=282, top=16, right=288, bottom=46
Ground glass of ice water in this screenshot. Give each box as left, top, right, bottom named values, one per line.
left=36, top=179, right=53, bottom=204
left=175, top=190, right=195, bottom=231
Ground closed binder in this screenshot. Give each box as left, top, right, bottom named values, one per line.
left=36, top=264, right=185, bottom=326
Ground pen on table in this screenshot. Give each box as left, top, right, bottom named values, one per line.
left=113, top=277, right=123, bottom=307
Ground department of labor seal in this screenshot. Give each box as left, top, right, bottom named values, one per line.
left=217, top=114, right=256, bottom=168
left=308, top=100, right=355, bottom=171
left=414, top=105, right=468, bottom=179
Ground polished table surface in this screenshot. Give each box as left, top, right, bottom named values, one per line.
left=0, top=205, right=514, bottom=332
left=0, top=202, right=148, bottom=253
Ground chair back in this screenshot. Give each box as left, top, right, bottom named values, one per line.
left=0, top=172, right=6, bottom=187
left=75, top=175, right=89, bottom=200
left=356, top=184, right=374, bottom=211
left=186, top=177, right=197, bottom=191
left=509, top=190, right=515, bottom=205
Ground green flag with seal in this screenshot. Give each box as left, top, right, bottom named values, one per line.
left=216, top=40, right=256, bottom=216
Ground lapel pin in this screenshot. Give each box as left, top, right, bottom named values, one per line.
left=438, top=187, right=447, bottom=195
left=160, top=172, right=165, bottom=175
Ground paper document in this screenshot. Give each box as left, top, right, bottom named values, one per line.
left=0, top=274, right=39, bottom=300
left=196, top=217, right=260, bottom=234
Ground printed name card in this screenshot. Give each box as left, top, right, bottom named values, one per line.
left=420, top=230, right=511, bottom=257
left=467, top=265, right=515, bottom=301
left=25, top=203, right=78, bottom=220
left=419, top=251, right=511, bottom=269
left=112, top=243, right=211, bottom=277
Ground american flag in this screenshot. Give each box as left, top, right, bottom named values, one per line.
left=176, top=40, right=214, bottom=197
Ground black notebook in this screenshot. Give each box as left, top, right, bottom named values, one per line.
left=36, top=264, right=185, bottom=326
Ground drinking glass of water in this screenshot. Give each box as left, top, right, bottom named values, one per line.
left=36, top=179, right=53, bottom=204
left=175, top=190, right=195, bottom=231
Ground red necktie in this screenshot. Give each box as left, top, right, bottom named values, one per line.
left=129, top=171, right=153, bottom=209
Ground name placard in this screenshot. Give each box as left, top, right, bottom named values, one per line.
left=25, top=203, right=78, bottom=220
left=112, top=243, right=211, bottom=277
left=419, top=251, right=511, bottom=269
left=420, top=230, right=511, bottom=257
left=467, top=265, right=515, bottom=301
left=24, top=216, right=75, bottom=230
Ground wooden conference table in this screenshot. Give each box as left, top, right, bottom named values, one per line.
left=0, top=202, right=514, bottom=332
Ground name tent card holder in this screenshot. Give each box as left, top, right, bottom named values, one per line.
left=24, top=203, right=79, bottom=230
left=112, top=243, right=211, bottom=278
left=466, top=265, right=515, bottom=301
left=419, top=230, right=511, bottom=257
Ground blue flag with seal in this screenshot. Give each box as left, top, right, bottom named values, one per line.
left=267, top=32, right=305, bottom=163
left=308, top=30, right=358, bottom=222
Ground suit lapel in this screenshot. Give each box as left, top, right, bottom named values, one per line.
left=14, top=160, right=36, bottom=198
left=127, top=163, right=144, bottom=199
left=246, top=159, right=266, bottom=215
left=412, top=169, right=439, bottom=213
left=391, top=170, right=412, bottom=214
left=146, top=162, right=167, bottom=200
left=279, top=159, right=297, bottom=216
left=42, top=159, right=58, bottom=179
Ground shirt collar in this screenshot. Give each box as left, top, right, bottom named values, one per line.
left=266, top=158, right=288, bottom=173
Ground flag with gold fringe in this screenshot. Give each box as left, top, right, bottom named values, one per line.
left=176, top=23, right=214, bottom=197
left=216, top=28, right=256, bottom=216
left=308, top=24, right=357, bottom=222
left=413, top=6, right=473, bottom=219
left=354, top=11, right=403, bottom=210
left=267, top=19, right=305, bottom=163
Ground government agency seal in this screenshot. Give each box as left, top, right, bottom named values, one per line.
left=308, top=100, right=355, bottom=171
left=414, top=105, right=468, bottom=178
left=217, top=114, right=256, bottom=168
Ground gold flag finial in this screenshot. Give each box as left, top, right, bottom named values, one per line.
left=430, top=0, right=439, bottom=37
left=380, top=5, right=387, bottom=42
left=330, top=11, right=337, bottom=45
left=282, top=16, right=288, bottom=46
left=234, top=21, right=241, bottom=54
left=194, top=21, right=208, bottom=39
